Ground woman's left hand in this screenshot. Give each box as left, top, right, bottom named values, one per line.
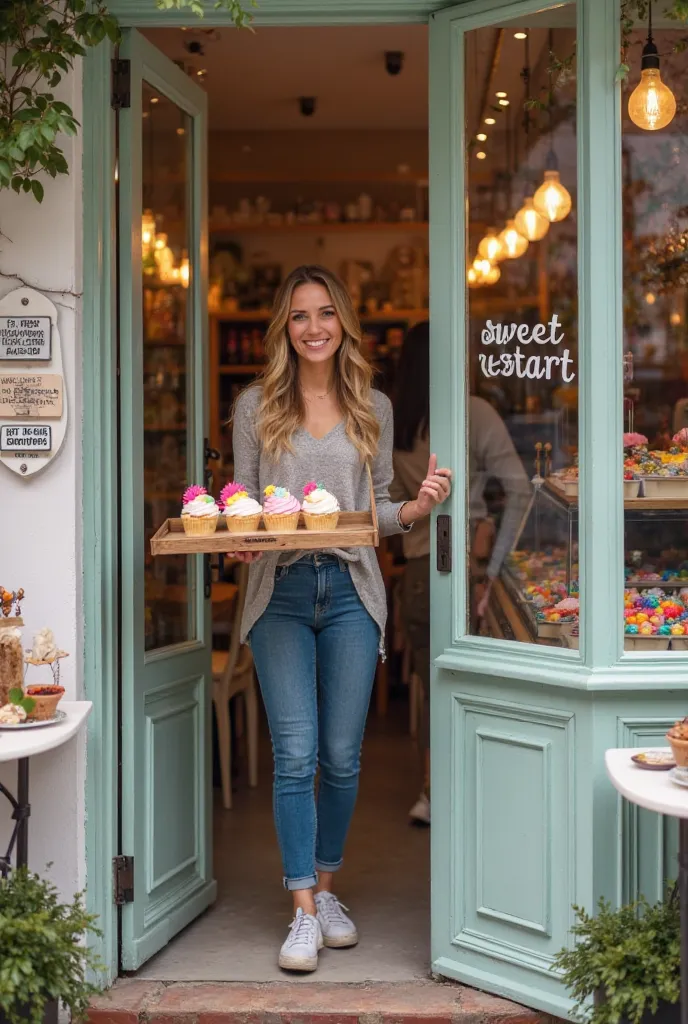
left=415, top=454, right=452, bottom=516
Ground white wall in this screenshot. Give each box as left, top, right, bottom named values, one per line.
left=0, top=64, right=85, bottom=900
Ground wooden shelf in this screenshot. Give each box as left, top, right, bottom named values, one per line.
left=210, top=220, right=428, bottom=235
left=545, top=479, right=688, bottom=511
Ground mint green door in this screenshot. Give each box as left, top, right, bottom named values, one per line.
left=118, top=29, right=215, bottom=970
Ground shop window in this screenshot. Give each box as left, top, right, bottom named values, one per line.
left=141, top=83, right=196, bottom=652
left=464, top=4, right=579, bottom=648
left=622, top=21, right=688, bottom=654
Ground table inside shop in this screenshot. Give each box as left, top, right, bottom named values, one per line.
left=0, top=701, right=92, bottom=874
left=606, top=748, right=688, bottom=1024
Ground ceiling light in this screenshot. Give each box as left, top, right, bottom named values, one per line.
left=514, top=31, right=527, bottom=40
left=628, top=2, right=676, bottom=131
left=176, top=127, right=186, bottom=135
left=478, top=228, right=505, bottom=263
left=645, top=292, right=656, bottom=305
left=498, top=220, right=529, bottom=259
left=670, top=312, right=682, bottom=325
left=150, top=96, right=159, bottom=104
left=196, top=69, right=207, bottom=77
left=496, top=91, right=507, bottom=98
left=514, top=197, right=550, bottom=241
left=533, top=169, right=572, bottom=222
left=476, top=151, right=487, bottom=160
left=499, top=98, right=510, bottom=106
left=476, top=133, right=487, bottom=142
left=484, top=117, right=496, bottom=125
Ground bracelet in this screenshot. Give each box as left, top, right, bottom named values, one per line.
left=396, top=502, right=413, bottom=532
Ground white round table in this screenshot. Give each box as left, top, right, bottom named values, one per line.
left=0, top=701, right=91, bottom=872
left=606, top=747, right=688, bottom=1024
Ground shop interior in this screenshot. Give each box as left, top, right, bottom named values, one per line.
left=133, top=9, right=688, bottom=981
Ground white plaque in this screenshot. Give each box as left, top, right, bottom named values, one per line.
left=0, top=287, right=67, bottom=477
left=1, top=424, right=52, bottom=452
left=0, top=316, right=51, bottom=360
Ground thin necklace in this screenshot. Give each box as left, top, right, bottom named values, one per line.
left=301, top=382, right=334, bottom=401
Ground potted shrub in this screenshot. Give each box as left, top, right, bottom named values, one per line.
left=0, top=868, right=102, bottom=1024
left=554, top=891, right=680, bottom=1024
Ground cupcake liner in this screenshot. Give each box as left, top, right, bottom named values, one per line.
left=225, top=513, right=262, bottom=533
left=667, top=734, right=688, bottom=768
left=263, top=512, right=301, bottom=533
left=302, top=511, right=340, bottom=531
left=182, top=514, right=219, bottom=535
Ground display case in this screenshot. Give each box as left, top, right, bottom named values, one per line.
left=490, top=471, right=688, bottom=652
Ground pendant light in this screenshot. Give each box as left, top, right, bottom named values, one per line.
left=478, top=227, right=506, bottom=262
left=515, top=197, right=549, bottom=241
left=498, top=219, right=529, bottom=258
left=533, top=30, right=572, bottom=224
left=514, top=36, right=550, bottom=242
left=628, top=0, right=676, bottom=131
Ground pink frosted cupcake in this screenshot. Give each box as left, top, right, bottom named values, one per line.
left=262, top=486, right=301, bottom=532
left=220, top=482, right=263, bottom=533
left=181, top=485, right=219, bottom=535
left=302, top=481, right=340, bottom=530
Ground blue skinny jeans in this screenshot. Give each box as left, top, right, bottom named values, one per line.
left=249, top=554, right=379, bottom=891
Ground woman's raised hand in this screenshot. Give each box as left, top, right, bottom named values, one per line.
left=415, top=454, right=452, bottom=516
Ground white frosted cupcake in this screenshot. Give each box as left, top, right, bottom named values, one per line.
left=301, top=481, right=340, bottom=530
left=220, top=482, right=263, bottom=533
left=181, top=485, right=220, bottom=535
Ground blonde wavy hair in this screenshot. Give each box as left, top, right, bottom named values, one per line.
left=249, top=265, right=380, bottom=462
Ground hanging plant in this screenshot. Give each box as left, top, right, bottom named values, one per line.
left=0, top=0, right=255, bottom=204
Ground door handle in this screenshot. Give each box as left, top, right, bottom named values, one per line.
left=204, top=437, right=221, bottom=492
left=204, top=553, right=212, bottom=600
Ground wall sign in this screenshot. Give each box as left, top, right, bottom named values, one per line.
left=0, top=373, right=63, bottom=417
left=0, top=287, right=67, bottom=477
left=0, top=316, right=51, bottom=360
left=1, top=425, right=52, bottom=452
left=478, top=314, right=576, bottom=383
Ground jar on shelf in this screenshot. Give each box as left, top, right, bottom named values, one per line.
left=0, top=618, right=24, bottom=706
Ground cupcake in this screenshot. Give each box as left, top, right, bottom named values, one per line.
left=181, top=485, right=220, bottom=535
left=666, top=717, right=688, bottom=767
left=301, top=481, right=340, bottom=530
left=262, top=486, right=301, bottom=532
left=220, top=482, right=263, bottom=533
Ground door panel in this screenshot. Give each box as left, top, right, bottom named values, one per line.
left=118, top=29, right=214, bottom=970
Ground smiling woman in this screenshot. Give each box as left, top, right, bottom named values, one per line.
left=225, top=263, right=451, bottom=972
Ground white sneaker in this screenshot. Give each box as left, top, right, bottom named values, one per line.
left=278, top=908, right=323, bottom=972
left=314, top=890, right=359, bottom=948
left=409, top=792, right=430, bottom=826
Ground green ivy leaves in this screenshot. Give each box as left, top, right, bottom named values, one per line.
left=0, top=0, right=254, bottom=203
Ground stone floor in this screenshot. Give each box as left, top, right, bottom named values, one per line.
left=136, top=702, right=431, bottom=983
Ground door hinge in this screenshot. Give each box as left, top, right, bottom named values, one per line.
left=113, top=855, right=134, bottom=905
left=111, top=59, right=131, bottom=110
left=436, top=514, right=452, bottom=573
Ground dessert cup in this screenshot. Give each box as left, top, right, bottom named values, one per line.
left=181, top=514, right=218, bottom=535
left=25, top=684, right=65, bottom=722
left=263, top=512, right=300, bottom=533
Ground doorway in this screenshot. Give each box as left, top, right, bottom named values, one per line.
left=122, top=22, right=432, bottom=982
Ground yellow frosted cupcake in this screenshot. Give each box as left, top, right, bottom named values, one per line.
left=262, top=486, right=301, bottom=532
left=181, top=485, right=219, bottom=534
left=301, top=481, right=340, bottom=530
left=220, top=482, right=263, bottom=533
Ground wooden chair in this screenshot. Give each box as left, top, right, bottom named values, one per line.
left=212, top=562, right=259, bottom=809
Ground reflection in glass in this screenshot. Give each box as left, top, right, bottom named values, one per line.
left=142, top=83, right=196, bottom=652
left=622, top=27, right=688, bottom=653
left=465, top=6, right=579, bottom=648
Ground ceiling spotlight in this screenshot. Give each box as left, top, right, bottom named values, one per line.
left=476, top=132, right=487, bottom=141
left=499, top=98, right=510, bottom=106
left=645, top=292, right=656, bottom=305
left=196, top=69, right=207, bottom=78
left=514, top=31, right=527, bottom=40
left=496, top=91, right=507, bottom=98
left=150, top=96, right=159, bottom=104
left=476, top=151, right=487, bottom=160
left=176, top=127, right=186, bottom=136
left=485, top=117, right=496, bottom=125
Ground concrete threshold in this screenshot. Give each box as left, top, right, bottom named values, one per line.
left=88, top=979, right=546, bottom=1024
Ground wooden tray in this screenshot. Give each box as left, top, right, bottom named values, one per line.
left=152, top=467, right=379, bottom=555
left=151, top=511, right=379, bottom=554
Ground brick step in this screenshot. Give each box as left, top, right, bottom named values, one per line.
left=88, top=979, right=546, bottom=1024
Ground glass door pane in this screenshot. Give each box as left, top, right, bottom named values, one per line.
left=142, top=83, right=195, bottom=652
left=464, top=4, right=579, bottom=649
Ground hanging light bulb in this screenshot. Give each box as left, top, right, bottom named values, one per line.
left=141, top=209, right=156, bottom=250
left=482, top=262, right=501, bottom=285
left=514, top=196, right=550, bottom=241
left=467, top=265, right=480, bottom=288
left=628, top=4, right=676, bottom=131
left=498, top=219, right=529, bottom=259
left=180, top=252, right=190, bottom=288
left=533, top=167, right=572, bottom=223
left=478, top=227, right=506, bottom=263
